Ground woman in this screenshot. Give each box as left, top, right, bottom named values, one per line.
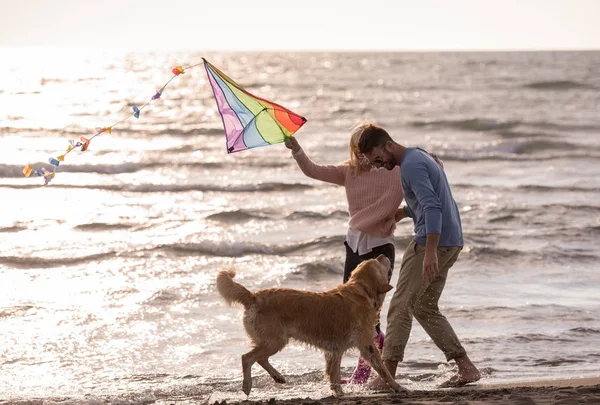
left=285, top=121, right=405, bottom=384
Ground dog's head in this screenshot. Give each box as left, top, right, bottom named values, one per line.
left=348, top=255, right=393, bottom=309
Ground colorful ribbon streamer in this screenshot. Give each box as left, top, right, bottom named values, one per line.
left=21, top=62, right=203, bottom=184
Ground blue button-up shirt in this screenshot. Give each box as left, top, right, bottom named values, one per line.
left=400, top=148, right=463, bottom=247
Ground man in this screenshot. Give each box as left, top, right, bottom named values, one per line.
left=357, top=125, right=480, bottom=388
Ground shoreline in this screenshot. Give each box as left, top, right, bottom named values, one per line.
left=218, top=376, right=600, bottom=405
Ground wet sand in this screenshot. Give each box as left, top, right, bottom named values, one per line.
left=212, top=376, right=600, bottom=405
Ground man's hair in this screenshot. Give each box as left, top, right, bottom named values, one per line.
left=356, top=123, right=392, bottom=154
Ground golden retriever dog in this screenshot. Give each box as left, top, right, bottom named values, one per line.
left=216, top=255, right=402, bottom=397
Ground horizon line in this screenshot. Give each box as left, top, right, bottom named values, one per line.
left=1, top=46, right=600, bottom=53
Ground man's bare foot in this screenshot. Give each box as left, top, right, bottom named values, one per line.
left=438, top=372, right=480, bottom=388
left=439, top=354, right=481, bottom=388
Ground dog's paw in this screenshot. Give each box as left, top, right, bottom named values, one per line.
left=242, top=377, right=252, bottom=396
left=330, top=383, right=345, bottom=397
left=273, top=374, right=286, bottom=384
left=389, top=380, right=407, bottom=393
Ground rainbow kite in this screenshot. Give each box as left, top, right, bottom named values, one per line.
left=21, top=59, right=306, bottom=184
left=203, top=58, right=306, bottom=153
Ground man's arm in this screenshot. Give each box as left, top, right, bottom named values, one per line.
left=404, top=160, right=443, bottom=282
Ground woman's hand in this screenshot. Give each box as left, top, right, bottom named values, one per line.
left=394, top=207, right=407, bottom=222
left=429, top=152, right=444, bottom=169
left=284, top=136, right=301, bottom=153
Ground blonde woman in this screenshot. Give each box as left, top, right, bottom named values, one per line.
left=285, top=122, right=405, bottom=384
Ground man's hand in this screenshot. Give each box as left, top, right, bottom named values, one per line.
left=284, top=136, right=301, bottom=153
left=423, top=233, right=441, bottom=283
left=422, top=249, right=439, bottom=283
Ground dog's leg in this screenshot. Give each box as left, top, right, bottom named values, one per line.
left=241, top=347, right=262, bottom=396
left=358, top=344, right=403, bottom=393
left=241, top=351, right=255, bottom=396
left=257, top=358, right=286, bottom=384
left=324, top=351, right=344, bottom=397
left=242, top=343, right=287, bottom=395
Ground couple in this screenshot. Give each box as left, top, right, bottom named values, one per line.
left=285, top=122, right=481, bottom=389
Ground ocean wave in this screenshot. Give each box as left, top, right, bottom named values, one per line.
left=509, top=333, right=577, bottom=343
left=511, top=139, right=587, bottom=155
left=498, top=130, right=557, bottom=139
left=157, top=127, right=224, bottom=137
left=517, top=184, right=600, bottom=193
left=0, top=252, right=117, bottom=269
left=0, top=162, right=153, bottom=178
left=0, top=159, right=294, bottom=178
left=0, top=305, right=36, bottom=319
left=144, top=289, right=183, bottom=306
left=447, top=305, right=522, bottom=317
left=523, top=80, right=593, bottom=90
left=74, top=223, right=136, bottom=232
left=566, top=327, right=600, bottom=336
left=446, top=305, right=596, bottom=325
left=543, top=246, right=600, bottom=264
left=439, top=137, right=594, bottom=161
left=155, top=235, right=347, bottom=258
left=452, top=183, right=600, bottom=194
left=532, top=358, right=586, bottom=367
left=287, top=260, right=344, bottom=279
left=440, top=151, right=600, bottom=162
left=206, top=209, right=271, bottom=223
left=0, top=236, right=356, bottom=269
left=286, top=210, right=349, bottom=221
left=411, top=118, right=520, bottom=132
left=541, top=203, right=600, bottom=211
left=463, top=246, right=526, bottom=261
left=0, top=225, right=27, bottom=233
left=0, top=125, right=224, bottom=138
left=487, top=214, right=518, bottom=223
left=463, top=241, right=600, bottom=265
left=525, top=121, right=600, bottom=132
left=206, top=209, right=348, bottom=224
left=487, top=205, right=600, bottom=224
left=2, top=182, right=314, bottom=193
left=74, top=77, right=105, bottom=83
left=410, top=118, right=600, bottom=135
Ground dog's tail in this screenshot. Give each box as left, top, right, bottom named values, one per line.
left=216, top=269, right=256, bottom=308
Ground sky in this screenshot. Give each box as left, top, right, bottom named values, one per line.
left=0, top=0, right=599, bottom=51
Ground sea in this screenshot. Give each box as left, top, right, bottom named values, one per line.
left=1, top=49, right=599, bottom=404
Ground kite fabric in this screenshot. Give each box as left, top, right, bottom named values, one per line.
left=203, top=58, right=307, bottom=153
left=21, top=59, right=306, bottom=184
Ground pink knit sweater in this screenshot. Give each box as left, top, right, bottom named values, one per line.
left=293, top=149, right=404, bottom=237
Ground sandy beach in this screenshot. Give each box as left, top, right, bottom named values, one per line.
left=209, top=377, right=600, bottom=405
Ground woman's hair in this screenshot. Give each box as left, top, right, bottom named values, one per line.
left=345, top=121, right=388, bottom=176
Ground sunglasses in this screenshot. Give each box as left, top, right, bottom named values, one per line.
left=368, top=151, right=386, bottom=166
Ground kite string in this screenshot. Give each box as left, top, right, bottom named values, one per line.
left=24, top=62, right=208, bottom=184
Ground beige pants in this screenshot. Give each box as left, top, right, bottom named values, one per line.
left=383, top=239, right=466, bottom=362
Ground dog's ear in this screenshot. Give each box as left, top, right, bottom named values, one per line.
left=379, top=283, right=393, bottom=294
